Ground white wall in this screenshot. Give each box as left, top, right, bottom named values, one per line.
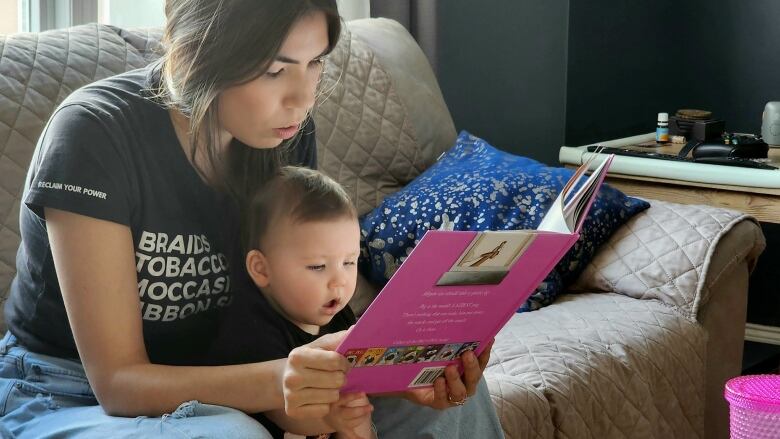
left=0, top=0, right=19, bottom=34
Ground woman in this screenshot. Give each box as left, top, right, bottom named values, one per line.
left=0, top=1, right=504, bottom=437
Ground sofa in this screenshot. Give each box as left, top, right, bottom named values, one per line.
left=0, top=18, right=765, bottom=439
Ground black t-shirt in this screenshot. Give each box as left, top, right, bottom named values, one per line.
left=209, top=286, right=356, bottom=439
left=4, top=64, right=318, bottom=365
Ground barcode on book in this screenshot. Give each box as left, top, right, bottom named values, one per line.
left=409, top=367, right=445, bottom=387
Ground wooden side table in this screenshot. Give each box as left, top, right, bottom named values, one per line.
left=560, top=134, right=780, bottom=345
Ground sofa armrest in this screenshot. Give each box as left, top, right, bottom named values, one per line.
left=570, top=199, right=766, bottom=320
left=697, top=218, right=764, bottom=309
left=695, top=221, right=758, bottom=439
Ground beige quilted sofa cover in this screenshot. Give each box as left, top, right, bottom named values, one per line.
left=0, top=18, right=765, bottom=439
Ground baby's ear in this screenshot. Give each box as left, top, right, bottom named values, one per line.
left=246, top=249, right=271, bottom=288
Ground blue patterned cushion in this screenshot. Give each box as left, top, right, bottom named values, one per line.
left=358, top=131, right=650, bottom=312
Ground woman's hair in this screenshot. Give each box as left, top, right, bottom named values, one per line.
left=244, top=166, right=357, bottom=253
left=156, top=0, right=341, bottom=199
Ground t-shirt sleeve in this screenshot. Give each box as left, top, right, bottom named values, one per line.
left=24, top=103, right=135, bottom=226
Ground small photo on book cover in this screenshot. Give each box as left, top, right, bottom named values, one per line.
left=399, top=346, right=425, bottom=363
left=433, top=344, right=463, bottom=361
left=455, top=341, right=480, bottom=357
left=345, top=348, right=367, bottom=367
left=436, top=231, right=535, bottom=286
left=378, top=347, right=402, bottom=365
left=417, top=344, right=445, bottom=363
left=356, top=348, right=386, bottom=367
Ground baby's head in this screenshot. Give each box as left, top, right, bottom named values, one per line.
left=244, top=166, right=359, bottom=334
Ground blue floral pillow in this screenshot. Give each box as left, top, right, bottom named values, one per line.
left=359, top=131, right=650, bottom=312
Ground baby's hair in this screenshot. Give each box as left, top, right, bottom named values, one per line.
left=244, top=166, right=356, bottom=253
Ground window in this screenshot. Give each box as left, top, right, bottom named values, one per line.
left=97, top=0, right=165, bottom=28
left=337, top=0, right=370, bottom=22
left=3, top=0, right=368, bottom=35
left=0, top=0, right=20, bottom=34
left=12, top=0, right=163, bottom=32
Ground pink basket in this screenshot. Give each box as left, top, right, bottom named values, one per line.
left=725, top=375, right=780, bottom=439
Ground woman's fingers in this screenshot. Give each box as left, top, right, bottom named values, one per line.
left=337, top=404, right=374, bottom=423
left=460, top=351, right=483, bottom=396
left=282, top=366, right=345, bottom=418
left=444, top=364, right=469, bottom=403
left=340, top=392, right=371, bottom=408
left=284, top=366, right=346, bottom=391
left=285, top=343, right=350, bottom=390
left=285, top=386, right=341, bottom=418
left=432, top=375, right=450, bottom=409
left=477, top=339, right=494, bottom=371
left=283, top=338, right=351, bottom=418
left=461, top=341, right=493, bottom=396
left=288, top=344, right=349, bottom=374
left=285, top=387, right=342, bottom=406
left=284, top=400, right=332, bottom=419
left=399, top=343, right=495, bottom=411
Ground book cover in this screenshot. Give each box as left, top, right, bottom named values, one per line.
left=337, top=154, right=614, bottom=394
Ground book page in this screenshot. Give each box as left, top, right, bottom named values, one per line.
left=562, top=155, right=613, bottom=227
left=537, top=153, right=605, bottom=233
left=565, top=154, right=614, bottom=232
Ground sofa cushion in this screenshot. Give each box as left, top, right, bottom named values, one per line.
left=486, top=292, right=706, bottom=438
left=0, top=24, right=163, bottom=331
left=313, top=19, right=456, bottom=217
left=358, top=131, right=649, bottom=311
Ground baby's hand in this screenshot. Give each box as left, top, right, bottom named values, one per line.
left=325, top=393, right=374, bottom=439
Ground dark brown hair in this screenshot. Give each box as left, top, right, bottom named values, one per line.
left=157, top=0, right=341, bottom=201
left=245, top=166, right=357, bottom=253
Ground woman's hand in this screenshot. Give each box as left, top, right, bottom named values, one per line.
left=403, top=340, right=493, bottom=410
left=282, top=330, right=352, bottom=419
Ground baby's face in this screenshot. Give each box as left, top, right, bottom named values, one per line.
left=259, top=216, right=360, bottom=333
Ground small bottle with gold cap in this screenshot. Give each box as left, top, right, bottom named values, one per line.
left=656, top=112, right=670, bottom=143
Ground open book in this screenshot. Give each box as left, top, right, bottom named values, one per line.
left=337, top=153, right=615, bottom=393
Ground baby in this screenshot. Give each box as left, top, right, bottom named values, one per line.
left=211, top=166, right=374, bottom=439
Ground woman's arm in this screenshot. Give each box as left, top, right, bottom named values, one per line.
left=46, top=207, right=348, bottom=417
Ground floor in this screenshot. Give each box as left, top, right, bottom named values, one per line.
left=742, top=341, right=780, bottom=374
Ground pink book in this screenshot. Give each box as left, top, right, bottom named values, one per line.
left=337, top=153, right=615, bottom=394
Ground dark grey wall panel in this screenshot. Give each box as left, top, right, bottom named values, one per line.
left=565, top=1, right=692, bottom=146
left=435, top=0, right=569, bottom=165
left=565, top=0, right=780, bottom=146
left=409, top=1, right=780, bottom=163
left=683, top=0, right=780, bottom=135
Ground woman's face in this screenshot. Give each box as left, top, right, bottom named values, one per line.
left=218, top=11, right=329, bottom=149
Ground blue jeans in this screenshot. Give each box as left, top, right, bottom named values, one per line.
left=0, top=332, right=271, bottom=438
left=0, top=331, right=505, bottom=438
left=371, top=378, right=505, bottom=439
